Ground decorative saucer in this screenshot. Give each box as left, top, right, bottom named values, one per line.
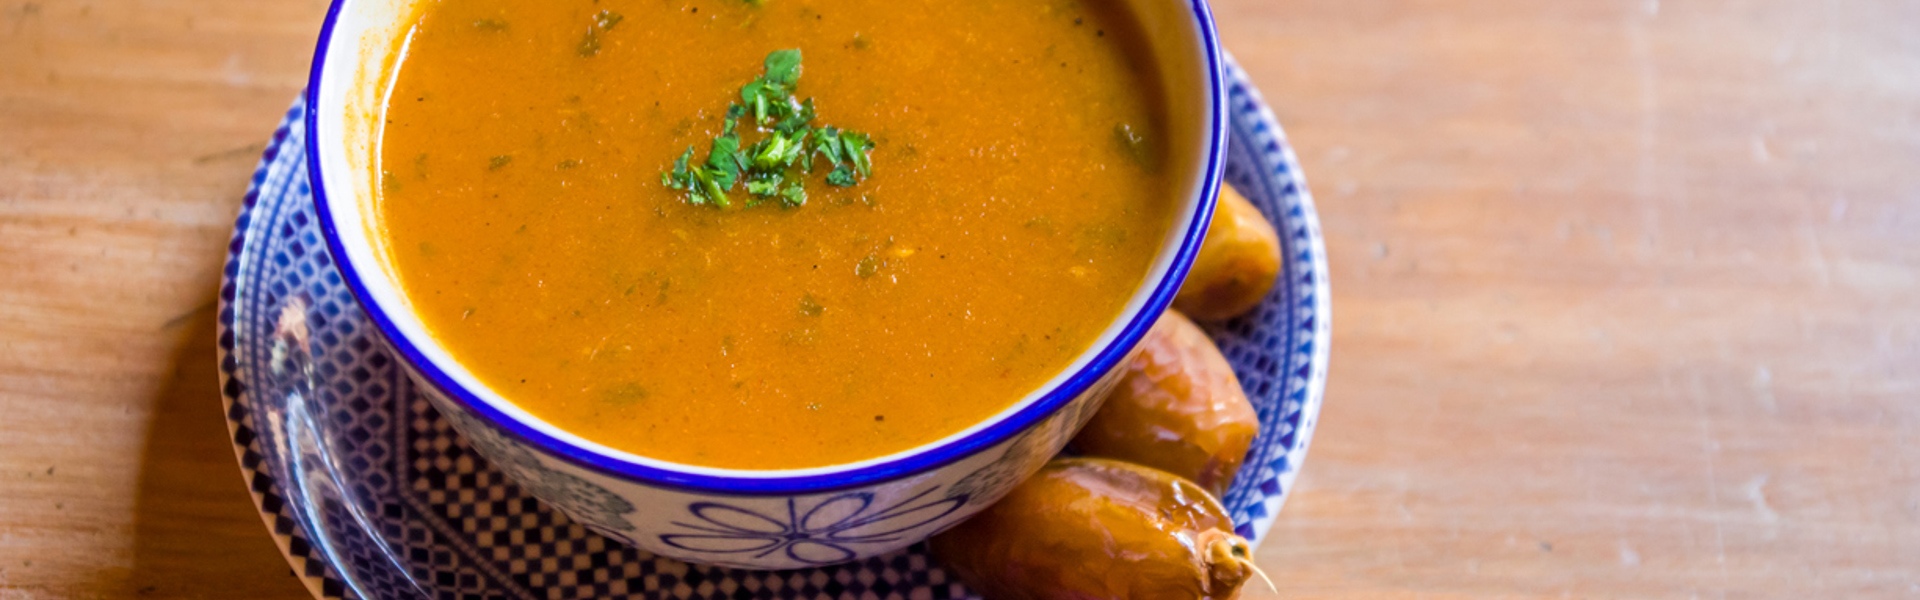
left=216, top=53, right=1329, bottom=600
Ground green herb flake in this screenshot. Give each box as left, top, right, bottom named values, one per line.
left=473, top=18, right=508, bottom=32
left=594, top=10, right=624, bottom=30
left=825, top=164, right=858, bottom=187
left=840, top=130, right=872, bottom=177
left=488, top=155, right=513, bottom=171
left=775, top=98, right=816, bottom=134
left=780, top=182, right=807, bottom=207
left=708, top=134, right=742, bottom=185
left=1114, top=123, right=1153, bottom=170
left=694, top=168, right=731, bottom=208
left=741, top=81, right=767, bottom=115
left=785, top=326, right=820, bottom=346
left=602, top=383, right=650, bottom=407
left=813, top=126, right=844, bottom=165
left=745, top=173, right=784, bottom=197
left=663, top=146, right=695, bottom=190
left=763, top=49, right=803, bottom=88
left=798, top=294, right=825, bottom=317
left=855, top=254, right=882, bottom=279
left=578, top=11, right=624, bottom=57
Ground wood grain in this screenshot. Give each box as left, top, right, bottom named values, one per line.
left=2, top=0, right=1916, bottom=598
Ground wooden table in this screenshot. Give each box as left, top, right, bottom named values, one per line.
left=3, top=0, right=1915, bottom=597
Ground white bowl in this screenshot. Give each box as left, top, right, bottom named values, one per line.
left=304, top=0, right=1229, bottom=569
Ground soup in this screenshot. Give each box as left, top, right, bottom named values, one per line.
left=377, top=0, right=1175, bottom=469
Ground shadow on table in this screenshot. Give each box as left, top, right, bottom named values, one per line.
left=128, top=297, right=312, bottom=599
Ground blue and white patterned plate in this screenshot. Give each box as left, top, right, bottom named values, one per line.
left=216, top=52, right=1329, bottom=600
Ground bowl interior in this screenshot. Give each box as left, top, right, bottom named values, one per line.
left=306, top=0, right=1227, bottom=486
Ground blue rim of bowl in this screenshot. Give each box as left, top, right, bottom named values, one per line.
left=302, top=0, right=1228, bottom=496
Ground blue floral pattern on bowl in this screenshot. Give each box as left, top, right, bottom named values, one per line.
left=216, top=52, right=1325, bottom=599
left=661, top=489, right=969, bottom=566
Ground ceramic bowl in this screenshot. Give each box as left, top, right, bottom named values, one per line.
left=304, top=0, right=1228, bottom=569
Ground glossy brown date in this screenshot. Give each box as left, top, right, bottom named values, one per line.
left=1072, top=310, right=1259, bottom=495
left=930, top=457, right=1256, bottom=600
left=1174, top=185, right=1282, bottom=321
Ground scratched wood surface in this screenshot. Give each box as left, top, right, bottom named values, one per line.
left=3, top=0, right=1917, bottom=598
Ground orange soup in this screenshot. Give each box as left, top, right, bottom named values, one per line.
left=378, top=0, right=1174, bottom=469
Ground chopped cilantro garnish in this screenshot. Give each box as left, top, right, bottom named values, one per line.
left=659, top=49, right=875, bottom=209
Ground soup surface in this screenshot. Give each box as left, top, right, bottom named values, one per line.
left=379, top=0, right=1174, bottom=469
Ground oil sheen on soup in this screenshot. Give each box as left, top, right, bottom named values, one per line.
left=378, top=0, right=1175, bottom=469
